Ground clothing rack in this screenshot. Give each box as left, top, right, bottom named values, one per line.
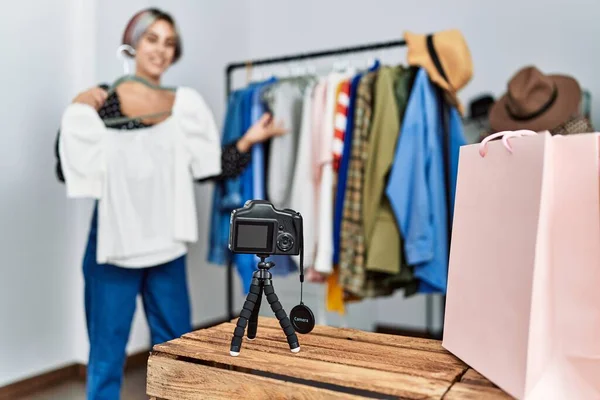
left=223, top=38, right=450, bottom=338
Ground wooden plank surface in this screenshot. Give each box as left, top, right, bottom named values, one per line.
left=152, top=337, right=452, bottom=399
left=147, top=354, right=368, bottom=400
left=184, top=323, right=465, bottom=381
left=148, top=317, right=510, bottom=399
left=443, top=382, right=514, bottom=400
left=246, top=316, right=449, bottom=353
left=461, top=369, right=498, bottom=388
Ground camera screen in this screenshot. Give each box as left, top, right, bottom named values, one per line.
left=235, top=221, right=274, bottom=252
left=237, top=225, right=268, bottom=248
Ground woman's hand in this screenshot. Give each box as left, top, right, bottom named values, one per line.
left=237, top=113, right=287, bottom=153
left=72, top=87, right=108, bottom=110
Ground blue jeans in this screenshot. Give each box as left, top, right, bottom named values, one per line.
left=83, top=207, right=192, bottom=399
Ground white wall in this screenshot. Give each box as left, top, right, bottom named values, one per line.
left=0, top=0, right=81, bottom=387
left=2, top=0, right=598, bottom=388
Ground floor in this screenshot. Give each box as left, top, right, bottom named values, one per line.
left=20, top=367, right=148, bottom=400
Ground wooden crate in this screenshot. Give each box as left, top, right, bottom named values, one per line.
left=147, top=317, right=512, bottom=399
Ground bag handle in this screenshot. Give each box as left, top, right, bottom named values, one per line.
left=479, top=130, right=538, bottom=157
left=502, top=130, right=538, bottom=153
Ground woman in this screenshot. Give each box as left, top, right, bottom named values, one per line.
left=55, top=8, right=284, bottom=400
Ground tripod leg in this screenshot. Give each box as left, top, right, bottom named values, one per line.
left=247, top=285, right=263, bottom=340
left=263, top=284, right=300, bottom=353
left=230, top=282, right=261, bottom=356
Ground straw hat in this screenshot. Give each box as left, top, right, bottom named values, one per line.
left=489, top=66, right=581, bottom=132
left=404, top=29, right=473, bottom=115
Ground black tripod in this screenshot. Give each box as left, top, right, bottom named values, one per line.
left=230, top=256, right=300, bottom=356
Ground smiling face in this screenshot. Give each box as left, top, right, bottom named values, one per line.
left=134, top=19, right=177, bottom=81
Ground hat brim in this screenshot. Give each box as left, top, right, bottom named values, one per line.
left=489, top=75, right=581, bottom=132
left=404, top=31, right=466, bottom=115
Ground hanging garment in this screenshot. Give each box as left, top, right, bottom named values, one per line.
left=313, top=72, right=349, bottom=275
left=325, top=77, right=353, bottom=313
left=208, top=90, right=247, bottom=267
left=333, top=62, right=382, bottom=266
left=332, top=80, right=351, bottom=172
left=378, top=65, right=419, bottom=297
left=363, top=66, right=403, bottom=275
left=550, top=114, right=594, bottom=135
left=240, top=87, right=255, bottom=205
left=386, top=68, right=466, bottom=294
left=262, top=79, right=306, bottom=209
left=251, top=77, right=277, bottom=200
left=338, top=70, right=378, bottom=295
left=209, top=80, right=296, bottom=292
left=235, top=86, right=258, bottom=291
left=289, top=82, right=317, bottom=268
left=309, top=79, right=328, bottom=273
left=326, top=267, right=346, bottom=314
left=228, top=85, right=260, bottom=288
left=328, top=71, right=364, bottom=314
left=335, top=66, right=416, bottom=300
left=239, top=82, right=297, bottom=290
left=60, top=87, right=222, bottom=267
left=251, top=78, right=297, bottom=277
left=463, top=118, right=490, bottom=144
left=332, top=73, right=362, bottom=265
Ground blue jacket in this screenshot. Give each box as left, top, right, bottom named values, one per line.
left=231, top=88, right=258, bottom=291
left=208, top=90, right=246, bottom=268
left=385, top=68, right=465, bottom=294
left=208, top=87, right=258, bottom=292
left=251, top=77, right=276, bottom=200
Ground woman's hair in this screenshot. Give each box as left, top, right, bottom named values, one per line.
left=122, top=8, right=183, bottom=63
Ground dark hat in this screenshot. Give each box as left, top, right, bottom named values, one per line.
left=489, top=66, right=581, bottom=132
left=468, top=94, right=495, bottom=119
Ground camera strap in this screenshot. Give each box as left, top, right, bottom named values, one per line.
left=299, top=236, right=304, bottom=304
left=290, top=234, right=315, bottom=334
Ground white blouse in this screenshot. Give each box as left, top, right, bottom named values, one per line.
left=59, top=87, right=222, bottom=268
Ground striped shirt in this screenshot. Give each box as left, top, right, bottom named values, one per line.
left=332, top=80, right=351, bottom=172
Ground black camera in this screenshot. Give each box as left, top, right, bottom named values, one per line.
left=226, top=200, right=315, bottom=349
left=228, top=200, right=302, bottom=256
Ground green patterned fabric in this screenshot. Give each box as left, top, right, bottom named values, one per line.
left=339, top=71, right=377, bottom=297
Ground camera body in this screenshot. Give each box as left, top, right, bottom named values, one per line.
left=228, top=200, right=303, bottom=256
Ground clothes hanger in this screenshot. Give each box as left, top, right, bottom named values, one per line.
left=332, top=59, right=342, bottom=72
left=105, top=74, right=176, bottom=97
left=341, top=60, right=355, bottom=76
left=102, top=45, right=177, bottom=127
left=102, top=75, right=176, bottom=127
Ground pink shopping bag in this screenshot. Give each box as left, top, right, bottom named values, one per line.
left=443, top=131, right=600, bottom=399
